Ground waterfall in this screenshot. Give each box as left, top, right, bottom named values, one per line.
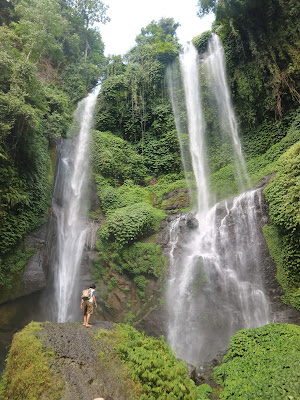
left=51, top=86, right=100, bottom=322
left=204, top=34, right=250, bottom=189
left=180, top=44, right=209, bottom=213
left=167, top=190, right=270, bottom=364
left=166, top=38, right=270, bottom=364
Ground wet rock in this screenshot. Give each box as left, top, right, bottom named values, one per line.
left=20, top=249, right=47, bottom=297
left=186, top=215, right=199, bottom=229
left=35, top=322, right=137, bottom=400
left=161, top=188, right=190, bottom=210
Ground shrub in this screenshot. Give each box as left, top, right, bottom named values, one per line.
left=263, top=225, right=300, bottom=311
left=92, top=130, right=148, bottom=184
left=213, top=323, right=300, bottom=400
left=264, top=141, right=300, bottom=233
left=114, top=324, right=210, bottom=399
left=98, top=203, right=165, bottom=249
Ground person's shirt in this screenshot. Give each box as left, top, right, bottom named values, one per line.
left=88, top=288, right=95, bottom=303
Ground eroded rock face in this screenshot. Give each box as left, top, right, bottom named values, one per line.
left=0, top=220, right=49, bottom=305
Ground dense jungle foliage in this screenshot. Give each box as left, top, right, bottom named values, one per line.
left=0, top=0, right=107, bottom=288
left=90, top=1, right=300, bottom=316
left=0, top=0, right=300, bottom=398
left=213, top=323, right=300, bottom=399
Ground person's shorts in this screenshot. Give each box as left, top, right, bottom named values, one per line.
left=82, top=301, right=93, bottom=315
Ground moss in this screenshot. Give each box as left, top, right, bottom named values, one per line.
left=0, top=322, right=63, bottom=400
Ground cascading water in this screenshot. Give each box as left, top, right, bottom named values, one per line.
left=204, top=33, right=250, bottom=189
left=180, top=44, right=209, bottom=213
left=167, top=190, right=270, bottom=364
left=51, top=85, right=100, bottom=322
left=166, top=38, right=270, bottom=364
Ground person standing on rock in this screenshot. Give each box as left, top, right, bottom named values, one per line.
left=80, top=283, right=97, bottom=327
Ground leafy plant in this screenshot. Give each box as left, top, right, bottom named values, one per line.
left=98, top=203, right=165, bottom=249
left=213, top=323, right=300, bottom=399
left=113, top=324, right=210, bottom=399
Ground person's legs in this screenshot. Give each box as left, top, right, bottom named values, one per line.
left=82, top=302, right=88, bottom=326
left=86, top=313, right=91, bottom=326
left=86, top=302, right=93, bottom=327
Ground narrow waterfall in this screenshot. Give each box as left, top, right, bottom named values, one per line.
left=51, top=86, right=100, bottom=322
left=166, top=39, right=270, bottom=365
left=180, top=44, right=209, bottom=213
left=204, top=33, right=250, bottom=189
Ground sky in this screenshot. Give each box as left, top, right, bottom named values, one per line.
left=99, top=0, right=215, bottom=56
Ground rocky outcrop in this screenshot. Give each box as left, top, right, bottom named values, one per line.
left=160, top=188, right=190, bottom=210
left=4, top=322, right=139, bottom=400
left=0, top=219, right=48, bottom=306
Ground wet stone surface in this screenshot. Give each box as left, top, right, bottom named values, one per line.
left=37, top=321, right=137, bottom=400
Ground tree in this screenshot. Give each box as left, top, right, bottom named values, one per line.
left=11, top=0, right=67, bottom=61
left=65, top=0, right=109, bottom=61
left=197, top=0, right=217, bottom=17
left=67, top=0, right=110, bottom=28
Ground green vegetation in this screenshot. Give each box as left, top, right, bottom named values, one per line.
left=91, top=116, right=188, bottom=305
left=0, top=322, right=63, bottom=399
left=0, top=245, right=36, bottom=303
left=213, top=323, right=300, bottom=399
left=97, top=324, right=212, bottom=399
left=263, top=140, right=300, bottom=310
left=98, top=203, right=165, bottom=249
left=210, top=109, right=300, bottom=201
left=95, top=18, right=182, bottom=176
left=196, top=0, right=300, bottom=128
left=0, top=0, right=108, bottom=291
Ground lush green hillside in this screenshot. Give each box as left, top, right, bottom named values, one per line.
left=0, top=0, right=107, bottom=290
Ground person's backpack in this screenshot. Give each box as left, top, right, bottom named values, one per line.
left=81, top=288, right=91, bottom=301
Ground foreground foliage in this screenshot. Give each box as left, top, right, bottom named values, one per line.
left=98, top=324, right=211, bottom=400
left=213, top=323, right=300, bottom=399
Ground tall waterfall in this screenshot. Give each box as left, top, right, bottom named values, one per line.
left=204, top=34, right=250, bottom=189
left=180, top=44, right=209, bottom=213
left=167, top=38, right=270, bottom=364
left=51, top=86, right=100, bottom=322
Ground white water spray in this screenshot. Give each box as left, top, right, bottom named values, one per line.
left=180, top=44, right=209, bottom=213
left=167, top=38, right=270, bottom=364
left=204, top=34, right=250, bottom=189
left=52, top=86, right=100, bottom=322
left=167, top=190, right=270, bottom=364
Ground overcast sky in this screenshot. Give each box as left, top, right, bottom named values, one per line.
left=99, top=0, right=215, bottom=56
